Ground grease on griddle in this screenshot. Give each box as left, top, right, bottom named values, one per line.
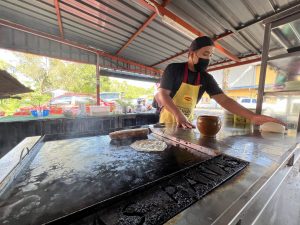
left=72, top=155, right=249, bottom=225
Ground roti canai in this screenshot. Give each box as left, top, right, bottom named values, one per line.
left=130, top=139, right=167, bottom=152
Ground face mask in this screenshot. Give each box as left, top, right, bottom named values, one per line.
left=194, top=57, right=210, bottom=72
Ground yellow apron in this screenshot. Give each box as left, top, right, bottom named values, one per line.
left=160, top=63, right=201, bottom=123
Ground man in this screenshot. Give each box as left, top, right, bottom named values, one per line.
left=135, top=98, right=147, bottom=112
left=155, top=36, right=284, bottom=128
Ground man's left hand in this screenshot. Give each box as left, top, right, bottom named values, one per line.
left=250, top=114, right=286, bottom=126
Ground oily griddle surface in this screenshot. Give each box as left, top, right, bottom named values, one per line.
left=58, top=155, right=249, bottom=225
left=0, top=135, right=210, bottom=225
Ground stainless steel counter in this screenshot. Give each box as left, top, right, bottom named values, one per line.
left=150, top=124, right=300, bottom=225
left=0, top=124, right=299, bottom=225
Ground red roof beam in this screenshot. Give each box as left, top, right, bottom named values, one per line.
left=151, top=30, right=234, bottom=67
left=0, top=19, right=162, bottom=75
left=116, top=13, right=157, bottom=55
left=136, top=0, right=157, bottom=12
left=207, top=57, right=261, bottom=72
left=151, top=49, right=188, bottom=67
left=162, top=0, right=172, bottom=7
left=54, top=0, right=64, bottom=38
left=149, top=2, right=297, bottom=68
left=143, top=0, right=240, bottom=62
left=42, top=0, right=120, bottom=32
left=116, top=0, right=172, bottom=55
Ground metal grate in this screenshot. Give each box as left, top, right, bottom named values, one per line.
left=51, top=155, right=248, bottom=225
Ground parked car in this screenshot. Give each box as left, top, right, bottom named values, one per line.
left=49, top=94, right=96, bottom=106
left=100, top=92, right=122, bottom=102
left=49, top=94, right=94, bottom=114
left=263, top=98, right=300, bottom=115
left=237, top=98, right=257, bottom=110
left=50, top=93, right=117, bottom=115
left=196, top=99, right=221, bottom=109
left=11, top=94, right=101, bottom=116
left=234, top=97, right=298, bottom=116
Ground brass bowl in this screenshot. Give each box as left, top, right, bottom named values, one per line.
left=197, top=115, right=221, bottom=137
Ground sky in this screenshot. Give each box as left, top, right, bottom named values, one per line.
left=0, top=49, right=18, bottom=65
left=0, top=49, right=156, bottom=89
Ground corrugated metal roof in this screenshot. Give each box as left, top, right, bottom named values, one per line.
left=0, top=0, right=299, bottom=78
left=101, top=68, right=160, bottom=82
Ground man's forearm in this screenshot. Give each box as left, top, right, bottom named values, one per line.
left=220, top=97, right=255, bottom=120
left=213, top=94, right=285, bottom=125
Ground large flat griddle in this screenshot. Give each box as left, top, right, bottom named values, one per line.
left=67, top=155, right=248, bottom=225
left=0, top=131, right=217, bottom=225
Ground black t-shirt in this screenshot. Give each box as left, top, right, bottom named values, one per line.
left=160, top=62, right=223, bottom=102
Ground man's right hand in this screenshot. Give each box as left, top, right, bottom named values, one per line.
left=175, top=113, right=195, bottom=129
left=156, top=89, right=195, bottom=129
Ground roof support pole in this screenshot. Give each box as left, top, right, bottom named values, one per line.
left=256, top=23, right=271, bottom=115
left=96, top=54, right=100, bottom=106
left=297, top=112, right=300, bottom=133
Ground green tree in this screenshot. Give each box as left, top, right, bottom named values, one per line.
left=1, top=52, right=155, bottom=115
left=48, top=60, right=96, bottom=93
left=0, top=59, right=20, bottom=115
left=0, top=59, right=10, bottom=70
left=15, top=53, right=50, bottom=92
left=0, top=98, right=21, bottom=115
left=107, top=80, right=154, bottom=99
left=100, top=76, right=112, bottom=92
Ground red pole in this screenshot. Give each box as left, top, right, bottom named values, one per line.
left=54, top=0, right=64, bottom=38
left=96, top=54, right=100, bottom=105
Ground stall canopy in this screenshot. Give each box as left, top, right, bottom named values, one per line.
left=0, top=70, right=32, bottom=99
left=0, top=0, right=299, bottom=80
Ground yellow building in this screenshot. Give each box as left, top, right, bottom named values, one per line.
left=201, top=65, right=279, bottom=103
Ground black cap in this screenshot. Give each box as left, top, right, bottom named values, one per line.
left=189, top=36, right=214, bottom=52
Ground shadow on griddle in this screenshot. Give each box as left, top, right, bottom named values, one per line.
left=109, top=136, right=148, bottom=146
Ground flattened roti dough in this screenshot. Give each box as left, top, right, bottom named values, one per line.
left=260, top=122, right=285, bottom=133
left=130, top=140, right=167, bottom=152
